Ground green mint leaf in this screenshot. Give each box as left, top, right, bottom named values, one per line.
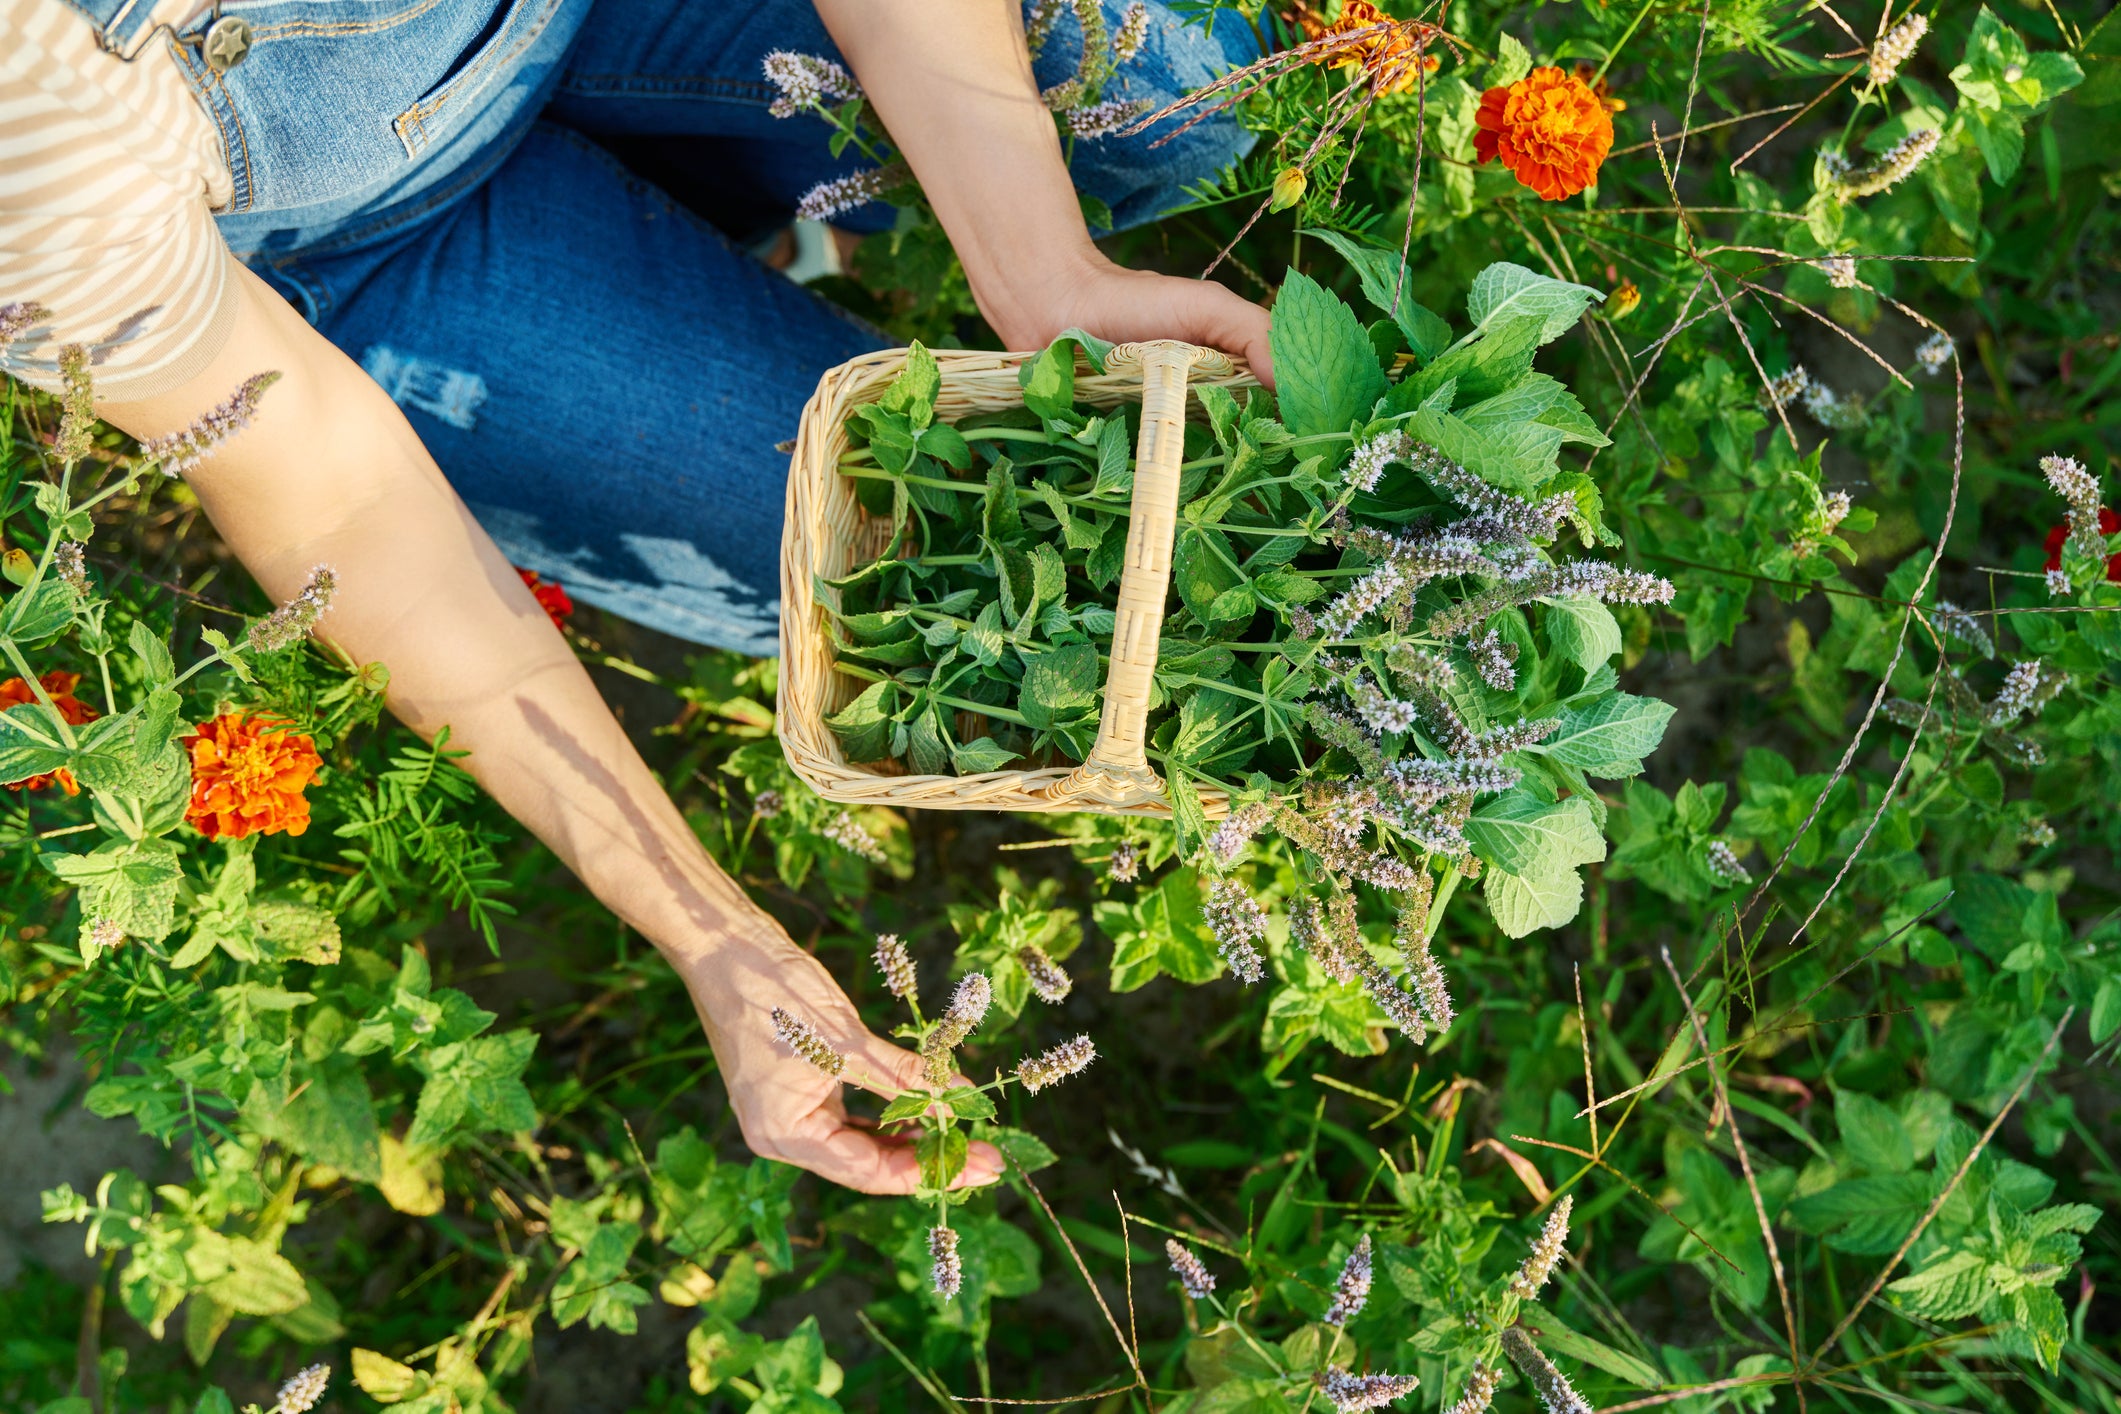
left=1541, top=596, right=1624, bottom=668
left=1483, top=32, right=1532, bottom=89
left=1269, top=267, right=1389, bottom=438
left=1530, top=692, right=1677, bottom=777
left=950, top=736, right=1019, bottom=773
left=1462, top=263, right=1604, bottom=347
left=1306, top=229, right=1453, bottom=361
left=824, top=680, right=900, bottom=763
left=1020, top=644, right=1100, bottom=730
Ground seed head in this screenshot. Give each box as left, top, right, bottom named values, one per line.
left=1868, top=12, right=1927, bottom=85
left=929, top=1225, right=962, bottom=1300
left=1166, top=1238, right=1215, bottom=1298
left=874, top=933, right=918, bottom=1003
left=1017, top=1034, right=1096, bottom=1093
left=769, top=1007, right=846, bottom=1077
left=1445, top=1362, right=1499, bottom=1414
left=249, top=565, right=337, bottom=653
left=1322, top=1234, right=1374, bottom=1326
left=1509, top=1194, right=1573, bottom=1300
left=822, top=811, right=887, bottom=863
left=137, top=371, right=280, bottom=477
left=272, top=1363, right=331, bottom=1414
left=1016, top=942, right=1073, bottom=1003
left=1314, top=1366, right=1419, bottom=1412
left=1499, top=1327, right=1591, bottom=1414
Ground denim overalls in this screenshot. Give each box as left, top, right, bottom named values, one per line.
left=65, top=0, right=1260, bottom=652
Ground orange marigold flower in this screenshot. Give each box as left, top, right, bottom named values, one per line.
left=517, top=567, right=575, bottom=630
left=1316, top=0, right=1440, bottom=93
left=183, top=712, right=322, bottom=840
left=0, top=670, right=99, bottom=795
left=1473, top=66, right=1615, bottom=201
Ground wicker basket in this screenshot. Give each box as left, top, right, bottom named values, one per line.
left=779, top=339, right=1259, bottom=817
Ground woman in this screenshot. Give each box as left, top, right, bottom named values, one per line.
left=0, top=0, right=1275, bottom=1193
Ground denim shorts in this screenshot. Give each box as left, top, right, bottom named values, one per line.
left=72, top=0, right=1263, bottom=653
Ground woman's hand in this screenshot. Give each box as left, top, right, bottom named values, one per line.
left=983, top=248, right=1276, bottom=386
left=816, top=0, right=1274, bottom=383
left=687, top=928, right=1005, bottom=1195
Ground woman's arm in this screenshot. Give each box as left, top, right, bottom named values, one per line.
left=99, top=262, right=1000, bottom=1195
left=814, top=0, right=1277, bottom=382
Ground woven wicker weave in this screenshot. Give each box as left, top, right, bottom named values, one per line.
left=779, top=340, right=1259, bottom=817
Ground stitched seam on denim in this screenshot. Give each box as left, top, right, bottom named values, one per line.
left=249, top=0, right=448, bottom=42
left=555, top=73, right=776, bottom=98
left=207, top=59, right=255, bottom=214
left=173, top=41, right=254, bottom=214
left=395, top=0, right=562, bottom=141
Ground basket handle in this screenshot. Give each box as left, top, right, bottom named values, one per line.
left=1039, top=339, right=1232, bottom=809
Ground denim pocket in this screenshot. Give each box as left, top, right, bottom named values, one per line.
left=393, top=0, right=567, bottom=157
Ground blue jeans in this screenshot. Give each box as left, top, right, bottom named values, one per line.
left=84, top=0, right=1261, bottom=652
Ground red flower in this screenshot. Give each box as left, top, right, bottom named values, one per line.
left=0, top=670, right=99, bottom=795
left=183, top=712, right=322, bottom=840
left=2043, top=507, right=2121, bottom=581
left=518, top=567, right=575, bottom=629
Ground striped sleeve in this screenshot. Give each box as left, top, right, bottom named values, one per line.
left=0, top=0, right=237, bottom=403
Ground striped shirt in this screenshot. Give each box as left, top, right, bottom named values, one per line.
left=1, top=0, right=235, bottom=402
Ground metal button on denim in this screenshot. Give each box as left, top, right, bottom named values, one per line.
left=203, top=16, right=252, bottom=72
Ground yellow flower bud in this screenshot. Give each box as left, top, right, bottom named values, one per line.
left=1270, top=165, right=1308, bottom=213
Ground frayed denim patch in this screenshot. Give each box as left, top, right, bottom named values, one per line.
left=361, top=345, right=490, bottom=430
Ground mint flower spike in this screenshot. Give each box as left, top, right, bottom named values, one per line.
left=1498, top=1326, right=1592, bottom=1414
left=54, top=541, right=89, bottom=598
left=1015, top=942, right=1072, bottom=1003
left=761, top=50, right=862, bottom=118
left=1066, top=98, right=1152, bottom=140
left=1106, top=840, right=1141, bottom=882
left=928, top=1224, right=962, bottom=1300
left=1444, top=1362, right=1498, bottom=1414
left=1112, top=0, right=1150, bottom=62
left=1016, top=1034, right=1095, bottom=1093
left=769, top=1007, right=846, bottom=1078
left=1868, top=12, right=1927, bottom=85
left=1983, top=660, right=2045, bottom=727
left=1202, top=878, right=1268, bottom=984
left=271, top=1363, right=332, bottom=1414
left=1915, top=330, right=1954, bottom=374
left=1827, top=127, right=1939, bottom=198
left=822, top=810, right=886, bottom=863
left=249, top=564, right=337, bottom=653
left=137, top=370, right=280, bottom=477
left=874, top=932, right=918, bottom=1004
left=1165, top=1238, right=1215, bottom=1298
left=2042, top=454, right=2107, bottom=562
left=1509, top=1194, right=1573, bottom=1300
left=1315, top=1366, right=1419, bottom=1412
left=0, top=300, right=50, bottom=346
left=921, top=972, right=992, bottom=1083
left=796, top=162, right=908, bottom=222
left=1322, top=1233, right=1374, bottom=1326
left=56, top=344, right=94, bottom=464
